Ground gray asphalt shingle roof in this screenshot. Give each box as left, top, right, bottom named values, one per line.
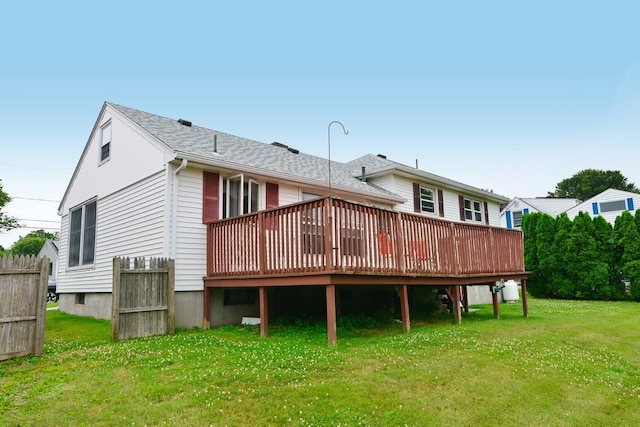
left=109, top=102, right=401, bottom=200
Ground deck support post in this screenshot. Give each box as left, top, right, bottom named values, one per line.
left=453, top=285, right=462, bottom=324
left=463, top=285, right=469, bottom=313
left=259, top=287, right=269, bottom=337
left=326, top=284, right=337, bottom=346
left=398, top=285, right=410, bottom=333
left=521, top=279, right=529, bottom=317
left=491, top=284, right=500, bottom=319
left=203, top=286, right=211, bottom=329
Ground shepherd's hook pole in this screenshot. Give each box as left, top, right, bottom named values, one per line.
left=328, top=121, right=349, bottom=198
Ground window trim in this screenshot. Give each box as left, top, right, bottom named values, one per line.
left=222, top=174, right=262, bottom=219
left=464, top=197, right=483, bottom=223
left=512, top=210, right=523, bottom=228
left=418, top=185, right=436, bottom=214
left=599, top=199, right=627, bottom=213
left=99, top=121, right=111, bottom=164
left=68, top=199, right=97, bottom=269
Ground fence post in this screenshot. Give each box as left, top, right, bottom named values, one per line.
left=111, top=257, right=122, bottom=342
left=33, top=257, right=49, bottom=356
left=167, top=258, right=175, bottom=335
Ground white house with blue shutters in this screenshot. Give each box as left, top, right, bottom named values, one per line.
left=565, top=188, right=640, bottom=224
left=500, top=197, right=581, bottom=229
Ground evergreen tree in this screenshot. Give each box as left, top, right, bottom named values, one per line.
left=521, top=212, right=542, bottom=294
left=614, top=211, right=640, bottom=299
left=592, top=215, right=624, bottom=299
left=551, top=213, right=574, bottom=298
left=566, top=213, right=609, bottom=299
left=535, top=213, right=557, bottom=297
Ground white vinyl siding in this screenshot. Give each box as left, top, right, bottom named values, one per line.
left=173, top=168, right=207, bottom=291
left=279, top=184, right=299, bottom=206
left=566, top=189, right=640, bottom=225
left=58, top=171, right=167, bottom=293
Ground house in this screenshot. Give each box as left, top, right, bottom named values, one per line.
left=37, top=239, right=59, bottom=301
left=57, top=102, right=527, bottom=335
left=565, top=188, right=640, bottom=224
left=500, top=197, right=581, bottom=229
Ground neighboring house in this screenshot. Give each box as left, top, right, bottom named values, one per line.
left=38, top=239, right=59, bottom=284
left=57, top=102, right=523, bottom=329
left=38, top=239, right=59, bottom=301
left=565, top=188, right=640, bottom=224
left=500, top=197, right=581, bottom=229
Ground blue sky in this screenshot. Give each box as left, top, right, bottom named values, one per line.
left=2, top=1, right=640, bottom=248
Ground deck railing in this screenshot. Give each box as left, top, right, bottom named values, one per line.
left=206, top=197, right=524, bottom=278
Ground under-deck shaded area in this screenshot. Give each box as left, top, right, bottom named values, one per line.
left=203, top=197, right=528, bottom=345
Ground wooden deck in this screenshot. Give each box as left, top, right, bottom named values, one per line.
left=203, top=197, right=529, bottom=344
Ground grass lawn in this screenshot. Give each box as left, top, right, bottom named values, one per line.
left=1, top=298, right=639, bottom=426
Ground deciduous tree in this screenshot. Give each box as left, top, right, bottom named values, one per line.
left=0, top=179, right=19, bottom=232
left=548, top=169, right=638, bottom=200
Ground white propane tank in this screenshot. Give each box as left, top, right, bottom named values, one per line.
left=502, top=280, right=519, bottom=302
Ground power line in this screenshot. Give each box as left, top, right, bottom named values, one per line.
left=15, top=226, right=60, bottom=231
left=17, top=218, right=60, bottom=223
left=13, top=196, right=60, bottom=203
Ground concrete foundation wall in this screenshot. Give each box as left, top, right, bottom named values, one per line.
left=59, top=291, right=204, bottom=328
left=209, top=288, right=260, bottom=328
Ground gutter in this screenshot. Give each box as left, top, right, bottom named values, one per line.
left=171, top=159, right=188, bottom=258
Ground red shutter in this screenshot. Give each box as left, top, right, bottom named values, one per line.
left=437, top=189, right=444, bottom=217
left=458, top=195, right=466, bottom=221
left=264, top=182, right=279, bottom=230
left=484, top=201, right=489, bottom=225
left=413, top=183, right=420, bottom=213
left=202, top=171, right=220, bottom=223
left=266, top=182, right=279, bottom=209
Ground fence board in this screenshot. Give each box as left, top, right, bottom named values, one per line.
left=0, top=255, right=48, bottom=361
left=111, top=257, right=175, bottom=342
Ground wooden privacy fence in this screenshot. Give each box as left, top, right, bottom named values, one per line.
left=111, top=257, right=175, bottom=342
left=0, top=255, right=48, bottom=361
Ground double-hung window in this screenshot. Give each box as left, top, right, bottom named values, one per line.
left=512, top=211, right=523, bottom=228
left=464, top=198, right=483, bottom=222
left=419, top=186, right=436, bottom=214
left=68, top=200, right=97, bottom=267
left=100, top=122, right=111, bottom=163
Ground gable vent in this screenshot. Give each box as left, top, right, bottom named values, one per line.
left=178, top=119, right=192, bottom=127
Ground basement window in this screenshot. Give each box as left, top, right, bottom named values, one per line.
left=75, top=293, right=85, bottom=305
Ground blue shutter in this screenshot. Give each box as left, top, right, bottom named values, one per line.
left=523, top=208, right=529, bottom=215
left=506, top=211, right=513, bottom=229
left=592, top=202, right=599, bottom=215
left=627, top=198, right=634, bottom=211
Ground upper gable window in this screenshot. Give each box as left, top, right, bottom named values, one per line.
left=512, top=211, right=523, bottom=227
left=100, top=122, right=111, bottom=163
left=600, top=200, right=626, bottom=213
left=419, top=186, right=436, bottom=214
left=464, top=198, right=483, bottom=222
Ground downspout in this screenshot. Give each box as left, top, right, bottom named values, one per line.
left=171, top=159, right=188, bottom=259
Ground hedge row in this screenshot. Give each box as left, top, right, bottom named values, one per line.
left=521, top=209, right=640, bottom=301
